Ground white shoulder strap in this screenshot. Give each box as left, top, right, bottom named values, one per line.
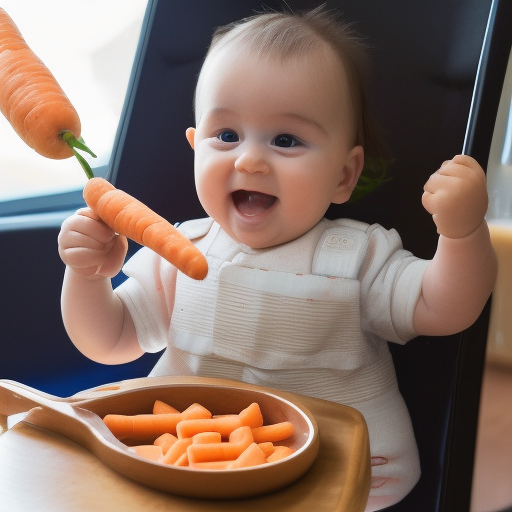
left=312, top=225, right=369, bottom=279
left=175, top=217, right=214, bottom=240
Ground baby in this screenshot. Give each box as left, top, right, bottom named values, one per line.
left=58, top=8, right=497, bottom=511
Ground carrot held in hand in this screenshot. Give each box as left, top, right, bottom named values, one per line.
left=83, top=177, right=209, bottom=280
left=0, top=8, right=96, bottom=175
left=0, top=8, right=207, bottom=280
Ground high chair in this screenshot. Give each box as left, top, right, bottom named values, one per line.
left=1, top=0, right=510, bottom=510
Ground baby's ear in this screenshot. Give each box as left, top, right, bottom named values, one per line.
left=331, top=146, right=365, bottom=204
left=185, top=127, right=196, bottom=149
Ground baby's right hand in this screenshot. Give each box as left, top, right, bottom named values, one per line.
left=58, top=208, right=128, bottom=279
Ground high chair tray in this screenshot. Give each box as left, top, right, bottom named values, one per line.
left=0, top=376, right=370, bottom=512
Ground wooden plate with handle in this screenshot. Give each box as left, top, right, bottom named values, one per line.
left=0, top=376, right=319, bottom=499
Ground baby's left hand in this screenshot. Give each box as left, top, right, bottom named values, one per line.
left=422, top=155, right=488, bottom=239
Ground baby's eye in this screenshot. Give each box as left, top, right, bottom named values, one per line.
left=217, top=130, right=239, bottom=143
left=273, top=134, right=300, bottom=148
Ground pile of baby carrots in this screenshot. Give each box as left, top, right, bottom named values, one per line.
left=103, top=400, right=296, bottom=469
left=0, top=7, right=208, bottom=280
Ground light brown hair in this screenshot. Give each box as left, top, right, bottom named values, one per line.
left=198, top=6, right=385, bottom=161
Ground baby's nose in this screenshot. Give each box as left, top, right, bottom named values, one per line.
left=234, top=147, right=270, bottom=174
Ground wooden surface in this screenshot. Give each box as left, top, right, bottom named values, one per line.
left=0, top=377, right=371, bottom=512
left=471, top=361, right=512, bottom=512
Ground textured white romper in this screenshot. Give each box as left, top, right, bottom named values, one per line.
left=117, top=217, right=428, bottom=509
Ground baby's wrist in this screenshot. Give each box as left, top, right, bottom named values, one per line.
left=438, top=220, right=488, bottom=242
left=67, top=264, right=109, bottom=281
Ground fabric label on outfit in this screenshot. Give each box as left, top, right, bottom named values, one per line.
left=313, top=226, right=369, bottom=279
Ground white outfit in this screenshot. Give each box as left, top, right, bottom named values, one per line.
left=117, top=217, right=428, bottom=510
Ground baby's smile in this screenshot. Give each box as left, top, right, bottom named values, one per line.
left=232, top=190, right=277, bottom=217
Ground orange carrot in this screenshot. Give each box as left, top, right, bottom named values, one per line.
left=187, top=426, right=253, bottom=464
left=104, top=400, right=297, bottom=470
left=82, top=177, right=208, bottom=280
left=103, top=413, right=182, bottom=441
left=103, top=402, right=211, bottom=440
left=257, top=442, right=276, bottom=458
left=127, top=444, right=164, bottom=463
left=192, top=432, right=222, bottom=444
left=174, top=452, right=189, bottom=467
left=176, top=415, right=243, bottom=439
left=266, top=445, right=295, bottom=463
left=239, top=402, right=264, bottom=428
left=227, top=443, right=267, bottom=469
left=162, top=438, right=193, bottom=465
left=251, top=422, right=295, bottom=443
left=181, top=403, right=212, bottom=420
left=0, top=9, right=208, bottom=280
left=153, top=432, right=178, bottom=455
left=0, top=8, right=95, bottom=165
left=153, top=400, right=180, bottom=415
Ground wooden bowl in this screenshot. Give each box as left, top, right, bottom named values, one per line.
left=76, top=377, right=320, bottom=499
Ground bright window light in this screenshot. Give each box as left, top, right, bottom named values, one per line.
left=487, top=48, right=512, bottom=222
left=0, top=0, right=148, bottom=201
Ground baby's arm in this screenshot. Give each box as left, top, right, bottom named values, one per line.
left=413, top=155, right=498, bottom=336
left=58, top=209, right=144, bottom=363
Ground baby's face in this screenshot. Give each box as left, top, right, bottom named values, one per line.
left=187, top=42, right=363, bottom=249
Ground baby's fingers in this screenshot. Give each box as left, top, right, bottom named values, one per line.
left=423, top=170, right=448, bottom=197
left=95, top=235, right=129, bottom=278
left=74, top=208, right=117, bottom=244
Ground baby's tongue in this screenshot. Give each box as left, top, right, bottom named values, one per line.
left=232, top=190, right=276, bottom=216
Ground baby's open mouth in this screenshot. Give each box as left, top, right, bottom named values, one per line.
left=232, top=190, right=277, bottom=216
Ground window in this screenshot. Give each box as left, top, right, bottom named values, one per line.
left=0, top=0, right=147, bottom=220
left=485, top=47, right=512, bottom=364
left=487, top=48, right=512, bottom=222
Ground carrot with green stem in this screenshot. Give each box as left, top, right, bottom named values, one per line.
left=0, top=8, right=96, bottom=174
left=0, top=8, right=208, bottom=280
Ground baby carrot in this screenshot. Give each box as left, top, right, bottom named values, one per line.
left=266, top=445, right=295, bottom=463
left=83, top=177, right=209, bottom=280
left=103, top=413, right=182, bottom=441
left=153, top=432, right=178, bottom=455
left=174, top=452, right=189, bottom=467
left=0, top=8, right=95, bottom=168
left=227, top=443, right=267, bottom=469
left=153, top=400, right=180, bottom=415
left=162, top=438, right=193, bottom=465
left=192, top=432, right=222, bottom=444
left=176, top=415, right=242, bottom=439
left=104, top=402, right=211, bottom=440
left=251, top=422, right=295, bottom=443
left=105, top=400, right=298, bottom=469
left=187, top=426, right=253, bottom=463
left=257, top=442, right=276, bottom=458
left=239, top=402, right=264, bottom=428
left=181, top=403, right=212, bottom=420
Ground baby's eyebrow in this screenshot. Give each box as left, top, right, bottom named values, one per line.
left=279, top=112, right=328, bottom=135
left=200, top=107, right=235, bottom=123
